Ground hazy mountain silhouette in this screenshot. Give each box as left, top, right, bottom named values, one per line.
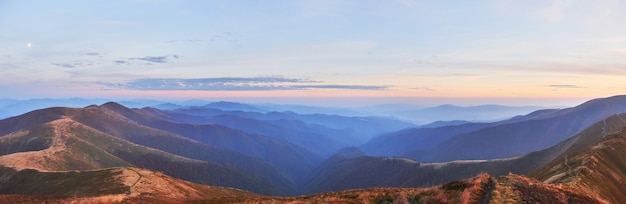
left=363, top=95, right=626, bottom=163
left=424, top=95, right=626, bottom=161
left=301, top=104, right=626, bottom=202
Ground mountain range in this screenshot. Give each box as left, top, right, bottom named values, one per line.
left=2, top=95, right=626, bottom=202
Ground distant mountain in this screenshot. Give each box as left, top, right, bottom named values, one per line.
left=301, top=106, right=626, bottom=202
left=0, top=98, right=184, bottom=120
left=143, top=108, right=357, bottom=157
left=168, top=106, right=415, bottom=144
left=201, top=101, right=268, bottom=112
left=361, top=122, right=492, bottom=156
left=387, top=104, right=544, bottom=124
left=0, top=98, right=108, bottom=119
left=418, top=120, right=469, bottom=128
left=363, top=95, right=626, bottom=162
left=101, top=103, right=322, bottom=183
left=423, top=95, right=626, bottom=162
left=255, top=103, right=363, bottom=116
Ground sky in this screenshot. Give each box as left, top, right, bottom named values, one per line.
left=1, top=0, right=626, bottom=106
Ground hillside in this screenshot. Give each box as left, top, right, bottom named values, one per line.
left=300, top=109, right=626, bottom=198
left=0, top=104, right=298, bottom=195
left=195, top=174, right=602, bottom=204
left=0, top=166, right=256, bottom=203
left=0, top=117, right=290, bottom=195
left=428, top=95, right=626, bottom=161
left=139, top=104, right=413, bottom=157
left=532, top=114, right=626, bottom=203
left=97, top=102, right=322, bottom=184
left=364, top=95, right=626, bottom=162
left=1, top=170, right=600, bottom=203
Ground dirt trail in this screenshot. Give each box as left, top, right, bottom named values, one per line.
left=564, top=156, right=573, bottom=177
left=602, top=119, right=608, bottom=138
left=479, top=178, right=496, bottom=204
left=126, top=168, right=143, bottom=195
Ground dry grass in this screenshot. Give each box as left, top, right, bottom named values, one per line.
left=491, top=173, right=605, bottom=204
left=190, top=173, right=495, bottom=204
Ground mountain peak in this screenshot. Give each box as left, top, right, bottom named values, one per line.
left=100, top=102, right=131, bottom=112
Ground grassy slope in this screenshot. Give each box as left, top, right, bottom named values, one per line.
left=0, top=166, right=257, bottom=203
left=0, top=167, right=127, bottom=196
left=532, top=114, right=626, bottom=203
left=70, top=104, right=296, bottom=195
left=193, top=174, right=600, bottom=204
left=0, top=105, right=295, bottom=195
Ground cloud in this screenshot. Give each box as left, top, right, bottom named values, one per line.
left=85, top=52, right=102, bottom=56
left=548, top=84, right=583, bottom=88
left=129, top=56, right=170, bottom=63
left=293, top=85, right=389, bottom=90
left=113, top=60, right=129, bottom=65
left=51, top=63, right=76, bottom=68
left=51, top=61, right=98, bottom=68
left=166, top=39, right=202, bottom=43
left=116, top=55, right=180, bottom=64
left=412, top=87, right=434, bottom=91
left=210, top=32, right=241, bottom=48
left=103, top=77, right=388, bottom=91
left=112, top=55, right=179, bottom=65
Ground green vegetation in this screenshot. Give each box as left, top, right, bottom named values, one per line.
left=0, top=168, right=128, bottom=197
left=0, top=125, right=54, bottom=156
left=440, top=180, right=471, bottom=191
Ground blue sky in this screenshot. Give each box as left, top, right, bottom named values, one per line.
left=1, top=0, right=626, bottom=106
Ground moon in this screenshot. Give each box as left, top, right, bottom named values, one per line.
left=27, top=42, right=32, bottom=48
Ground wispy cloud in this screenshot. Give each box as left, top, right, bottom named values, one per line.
left=166, top=39, right=202, bottom=43
left=293, top=85, right=388, bottom=90
left=85, top=52, right=102, bottom=57
left=412, top=87, right=434, bottom=91
left=210, top=32, right=241, bottom=48
left=548, top=84, right=583, bottom=88
left=103, top=77, right=388, bottom=91
left=129, top=56, right=170, bottom=63
left=51, top=63, right=76, bottom=68
left=113, top=60, right=129, bottom=65
left=113, top=55, right=180, bottom=65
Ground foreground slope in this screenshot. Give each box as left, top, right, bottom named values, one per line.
left=532, top=113, right=626, bottom=203
left=1, top=169, right=600, bottom=203
left=0, top=166, right=256, bottom=203
left=194, top=174, right=601, bottom=204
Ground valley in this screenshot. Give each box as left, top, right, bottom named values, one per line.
left=1, top=95, right=626, bottom=203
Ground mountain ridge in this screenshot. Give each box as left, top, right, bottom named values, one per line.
left=1, top=95, right=626, bottom=202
